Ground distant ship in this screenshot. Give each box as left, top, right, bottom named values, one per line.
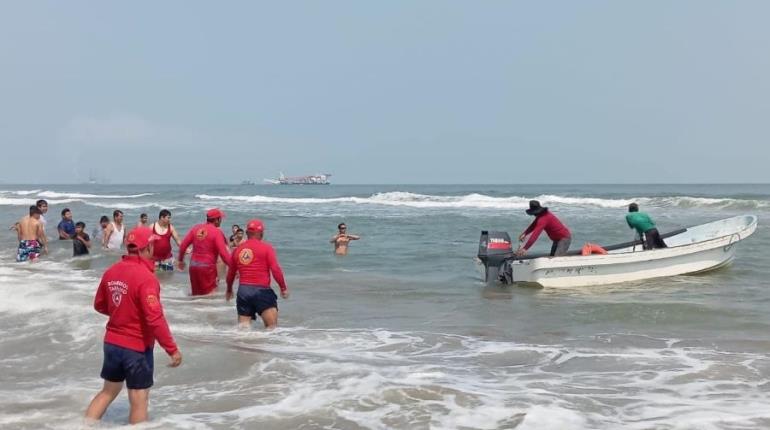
left=264, top=172, right=331, bottom=185
left=84, top=169, right=109, bottom=185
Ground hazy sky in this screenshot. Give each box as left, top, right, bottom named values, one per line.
left=1, top=1, right=768, bottom=184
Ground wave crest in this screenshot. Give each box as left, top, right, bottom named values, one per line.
left=36, top=191, right=154, bottom=199
left=196, top=192, right=769, bottom=210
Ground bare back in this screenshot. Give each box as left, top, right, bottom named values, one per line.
left=18, top=216, right=42, bottom=241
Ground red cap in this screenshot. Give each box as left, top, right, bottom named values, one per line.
left=206, top=208, right=226, bottom=220
left=246, top=219, right=264, bottom=232
left=125, top=227, right=159, bottom=249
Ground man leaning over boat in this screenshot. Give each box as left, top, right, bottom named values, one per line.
left=626, top=203, right=667, bottom=249
left=515, top=200, right=572, bottom=257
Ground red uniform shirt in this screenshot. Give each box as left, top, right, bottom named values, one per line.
left=225, top=238, right=287, bottom=294
left=523, top=211, right=571, bottom=250
left=94, top=255, right=178, bottom=355
left=178, top=222, right=232, bottom=267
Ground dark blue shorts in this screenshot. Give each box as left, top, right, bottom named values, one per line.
left=100, top=343, right=154, bottom=390
left=236, top=285, right=277, bottom=319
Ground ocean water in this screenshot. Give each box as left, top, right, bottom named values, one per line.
left=0, top=184, right=769, bottom=429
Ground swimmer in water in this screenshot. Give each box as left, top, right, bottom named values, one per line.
left=330, top=223, right=360, bottom=256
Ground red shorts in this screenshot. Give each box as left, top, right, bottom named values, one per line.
left=189, top=263, right=218, bottom=296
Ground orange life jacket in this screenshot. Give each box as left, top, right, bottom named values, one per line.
left=581, top=243, right=608, bottom=256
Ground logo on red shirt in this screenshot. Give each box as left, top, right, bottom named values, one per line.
left=196, top=228, right=208, bottom=240
left=107, top=280, right=128, bottom=307
left=239, top=248, right=254, bottom=265
left=146, top=294, right=159, bottom=309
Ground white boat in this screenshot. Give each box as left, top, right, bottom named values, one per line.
left=477, top=215, right=758, bottom=288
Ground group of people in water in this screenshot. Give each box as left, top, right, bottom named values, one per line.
left=9, top=197, right=664, bottom=425
left=513, top=199, right=667, bottom=258
left=12, top=201, right=365, bottom=262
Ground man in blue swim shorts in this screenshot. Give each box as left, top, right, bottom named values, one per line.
left=15, top=205, right=47, bottom=262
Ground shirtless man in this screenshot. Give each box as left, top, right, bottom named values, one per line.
left=16, top=205, right=48, bottom=262
left=330, top=223, right=360, bottom=256
left=10, top=199, right=48, bottom=245
left=230, top=228, right=245, bottom=249
left=228, top=224, right=241, bottom=248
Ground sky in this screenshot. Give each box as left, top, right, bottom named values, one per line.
left=0, top=1, right=768, bottom=184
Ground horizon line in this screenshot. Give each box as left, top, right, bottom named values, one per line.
left=1, top=182, right=770, bottom=186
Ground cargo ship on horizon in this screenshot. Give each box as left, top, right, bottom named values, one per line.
left=263, top=172, right=332, bottom=185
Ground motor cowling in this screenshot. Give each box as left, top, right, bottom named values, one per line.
left=478, top=231, right=513, bottom=283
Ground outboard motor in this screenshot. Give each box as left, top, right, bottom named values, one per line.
left=478, top=231, right=514, bottom=283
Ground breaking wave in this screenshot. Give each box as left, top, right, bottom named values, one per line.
left=0, top=190, right=154, bottom=199
left=196, top=192, right=770, bottom=210
left=0, top=197, right=165, bottom=209
left=35, top=191, right=154, bottom=199
left=0, top=189, right=42, bottom=195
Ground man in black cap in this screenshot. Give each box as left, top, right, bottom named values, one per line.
left=515, top=200, right=572, bottom=257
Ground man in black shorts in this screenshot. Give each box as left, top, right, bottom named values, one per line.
left=225, top=219, right=289, bottom=329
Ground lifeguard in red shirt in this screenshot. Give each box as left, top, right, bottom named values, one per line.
left=226, top=219, right=289, bottom=329
left=177, top=208, right=232, bottom=296
left=85, top=227, right=183, bottom=425
left=515, top=200, right=572, bottom=257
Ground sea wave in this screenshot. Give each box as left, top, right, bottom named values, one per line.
left=0, top=198, right=82, bottom=206
left=0, top=197, right=165, bottom=209
left=196, top=192, right=770, bottom=210
left=0, top=189, right=42, bottom=196
left=36, top=191, right=154, bottom=199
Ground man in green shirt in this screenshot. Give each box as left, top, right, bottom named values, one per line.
left=626, top=203, right=667, bottom=250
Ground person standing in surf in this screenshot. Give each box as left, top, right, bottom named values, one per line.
left=12, top=200, right=49, bottom=245
left=230, top=228, right=245, bottom=249
left=177, top=208, right=232, bottom=295
left=103, top=210, right=126, bottom=250
left=330, top=223, right=360, bottom=255
left=515, top=200, right=572, bottom=257
left=15, top=205, right=48, bottom=262
left=92, top=215, right=110, bottom=244
left=150, top=209, right=181, bottom=272
left=137, top=213, right=149, bottom=228
left=36, top=199, right=49, bottom=234
left=57, top=208, right=76, bottom=240
left=73, top=222, right=91, bottom=256
left=85, top=227, right=182, bottom=425
left=226, top=219, right=289, bottom=329
left=229, top=224, right=241, bottom=248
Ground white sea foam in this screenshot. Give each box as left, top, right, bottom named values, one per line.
left=78, top=200, right=168, bottom=209
left=196, top=191, right=770, bottom=210
left=36, top=191, right=154, bottom=199
left=0, top=189, right=42, bottom=195
left=150, top=327, right=770, bottom=429
left=0, top=196, right=166, bottom=209
left=2, top=245, right=769, bottom=429
left=0, top=197, right=83, bottom=206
